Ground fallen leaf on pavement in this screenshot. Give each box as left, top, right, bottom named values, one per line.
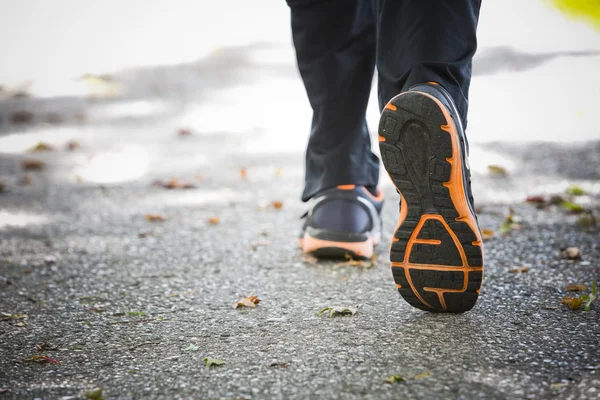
left=153, top=178, right=196, bottom=189
left=22, top=159, right=45, bottom=171
left=1, top=313, right=28, bottom=321
left=500, top=208, right=521, bottom=234
left=488, top=165, right=507, bottom=177
left=65, top=140, right=81, bottom=151
left=509, top=267, right=529, bottom=274
left=550, top=383, right=567, bottom=390
left=177, top=128, right=192, bottom=136
left=203, top=357, right=225, bottom=367
left=384, top=375, right=406, bottom=384
left=317, top=306, right=357, bottom=317
left=566, top=284, right=587, bottom=292
left=560, top=200, right=585, bottom=214
left=85, top=388, right=104, bottom=400
left=20, top=355, right=60, bottom=365
left=565, top=186, right=586, bottom=196
left=27, top=142, right=54, bottom=152
left=234, top=295, right=261, bottom=309
left=559, top=247, right=582, bottom=260
left=208, top=217, right=220, bottom=225
left=271, top=201, right=283, bottom=210
left=414, top=372, right=430, bottom=379
left=185, top=344, right=199, bottom=352
left=561, top=297, right=583, bottom=309
left=240, top=167, right=247, bottom=180
left=145, top=214, right=166, bottom=222
left=526, top=195, right=546, bottom=205
left=481, top=229, right=495, bottom=240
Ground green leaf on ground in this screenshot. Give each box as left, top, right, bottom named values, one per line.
left=384, top=375, right=406, bottom=384
left=582, top=281, right=597, bottom=312
left=560, top=201, right=585, bottom=214
left=316, top=307, right=357, bottom=317
left=565, top=186, right=586, bottom=196
left=203, top=357, right=225, bottom=367
left=185, top=344, right=199, bottom=352
left=488, top=165, right=507, bottom=177
left=500, top=208, right=521, bottom=234
left=85, top=388, right=104, bottom=400
left=126, top=311, right=147, bottom=317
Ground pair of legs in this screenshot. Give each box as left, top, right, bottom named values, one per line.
left=290, top=0, right=484, bottom=313
left=287, top=0, right=481, bottom=200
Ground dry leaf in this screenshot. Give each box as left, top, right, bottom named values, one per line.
left=28, top=142, right=54, bottom=152
left=317, top=306, right=357, bottom=317
left=240, top=167, right=247, bottom=180
left=22, top=159, right=45, bottom=171
left=65, top=140, right=81, bottom=151
left=1, top=313, right=28, bottom=321
left=208, top=217, right=220, bottom=225
left=488, top=165, right=507, bottom=177
left=234, top=295, right=261, bottom=309
left=177, top=128, right=192, bottom=136
left=566, top=284, right=588, bottom=292
left=384, top=375, right=406, bottom=384
left=560, top=247, right=582, bottom=260
left=153, top=178, right=196, bottom=189
left=526, top=195, right=546, bottom=205
left=481, top=229, right=495, bottom=240
left=509, top=267, right=529, bottom=273
left=271, top=201, right=283, bottom=210
left=145, top=214, right=166, bottom=222
left=561, top=297, right=583, bottom=309
left=20, top=355, right=60, bottom=365
left=414, top=372, right=430, bottom=379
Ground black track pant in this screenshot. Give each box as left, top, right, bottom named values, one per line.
left=287, top=0, right=481, bottom=201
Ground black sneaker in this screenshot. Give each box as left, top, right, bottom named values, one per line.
left=299, top=185, right=384, bottom=259
left=378, top=82, right=483, bottom=312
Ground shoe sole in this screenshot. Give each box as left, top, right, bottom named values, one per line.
left=300, top=235, right=376, bottom=260
left=378, top=91, right=484, bottom=313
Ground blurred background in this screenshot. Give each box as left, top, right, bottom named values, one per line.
left=0, top=0, right=599, bottom=226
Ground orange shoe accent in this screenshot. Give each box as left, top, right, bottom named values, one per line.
left=337, top=184, right=356, bottom=190
left=302, top=233, right=373, bottom=258
left=378, top=135, right=386, bottom=142
left=384, top=103, right=397, bottom=111
left=360, top=186, right=384, bottom=202
left=428, top=81, right=440, bottom=86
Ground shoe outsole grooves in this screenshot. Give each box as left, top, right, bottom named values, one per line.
left=300, top=236, right=373, bottom=260
left=379, top=91, right=484, bottom=313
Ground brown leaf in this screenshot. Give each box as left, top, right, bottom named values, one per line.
left=20, top=355, right=60, bottom=365
left=1, top=313, right=28, bottom=321
left=566, top=284, right=588, bottom=292
left=145, top=214, right=166, bottom=222
left=234, top=295, right=261, bottom=309
left=561, top=297, right=583, bottom=309
left=177, top=128, right=192, bottom=136
left=526, top=195, right=546, bottom=205
left=481, top=229, right=495, bottom=240
left=560, top=247, right=582, bottom=260
left=271, top=201, right=283, bottom=210
left=65, top=140, right=81, bottom=151
left=240, top=167, right=247, bottom=180
left=153, top=178, right=196, bottom=190
left=28, top=142, right=54, bottom=152
left=208, top=217, right=220, bottom=225
left=22, top=159, right=45, bottom=171
left=509, top=267, right=529, bottom=273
